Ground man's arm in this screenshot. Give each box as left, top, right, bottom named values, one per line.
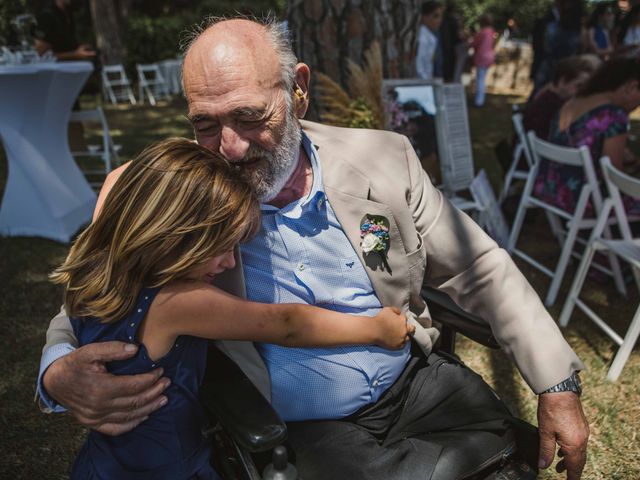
left=415, top=29, right=430, bottom=79
left=38, top=162, right=170, bottom=435
left=36, top=306, right=79, bottom=412
left=401, top=136, right=588, bottom=478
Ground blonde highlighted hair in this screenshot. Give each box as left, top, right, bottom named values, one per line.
left=51, top=138, right=261, bottom=323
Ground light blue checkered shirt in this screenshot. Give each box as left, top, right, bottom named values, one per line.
left=241, top=133, right=410, bottom=421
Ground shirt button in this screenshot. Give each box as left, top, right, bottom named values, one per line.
left=372, top=379, right=379, bottom=388
left=317, top=196, right=325, bottom=209
left=297, top=263, right=305, bottom=271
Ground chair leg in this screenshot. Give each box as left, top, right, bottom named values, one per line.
left=507, top=164, right=538, bottom=253
left=500, top=144, right=522, bottom=204
left=607, top=250, right=627, bottom=297
left=601, top=225, right=628, bottom=297
left=545, top=212, right=564, bottom=245
left=559, top=243, right=597, bottom=327
left=507, top=193, right=529, bottom=253
left=545, top=218, right=585, bottom=306
left=607, top=306, right=640, bottom=382
left=632, top=265, right=640, bottom=293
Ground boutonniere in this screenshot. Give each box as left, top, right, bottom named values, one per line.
left=360, top=214, right=390, bottom=269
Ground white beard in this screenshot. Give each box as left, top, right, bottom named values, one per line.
left=237, top=111, right=302, bottom=202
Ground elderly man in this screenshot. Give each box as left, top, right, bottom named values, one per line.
left=38, top=17, right=589, bottom=480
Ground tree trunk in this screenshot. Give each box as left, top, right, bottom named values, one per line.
left=88, top=0, right=124, bottom=65
left=114, top=0, right=132, bottom=29
left=287, top=0, right=422, bottom=86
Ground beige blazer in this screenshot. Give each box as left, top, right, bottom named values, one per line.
left=43, top=120, right=584, bottom=402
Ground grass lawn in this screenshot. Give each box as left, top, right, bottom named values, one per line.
left=0, top=93, right=639, bottom=479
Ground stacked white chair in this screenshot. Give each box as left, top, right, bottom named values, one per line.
left=158, top=59, right=183, bottom=95
left=433, top=82, right=481, bottom=213
left=507, top=132, right=626, bottom=306
left=136, top=63, right=169, bottom=106
left=101, top=64, right=136, bottom=105
left=560, top=157, right=640, bottom=381
left=69, top=107, right=120, bottom=188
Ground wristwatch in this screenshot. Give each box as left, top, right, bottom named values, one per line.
left=542, top=371, right=582, bottom=396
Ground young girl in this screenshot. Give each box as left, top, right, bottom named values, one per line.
left=471, top=14, right=496, bottom=108
left=51, top=138, right=412, bottom=479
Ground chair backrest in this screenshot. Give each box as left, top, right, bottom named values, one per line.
left=527, top=131, right=603, bottom=210
left=600, top=156, right=640, bottom=240
left=68, top=107, right=116, bottom=162
left=512, top=113, right=533, bottom=168
left=102, top=64, right=129, bottom=83
left=137, top=63, right=165, bottom=84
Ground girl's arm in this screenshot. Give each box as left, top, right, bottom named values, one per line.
left=142, top=282, right=411, bottom=358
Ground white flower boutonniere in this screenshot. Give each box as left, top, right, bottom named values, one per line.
left=360, top=214, right=390, bottom=265
left=361, top=232, right=383, bottom=253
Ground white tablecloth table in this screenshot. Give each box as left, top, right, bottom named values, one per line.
left=0, top=61, right=96, bottom=242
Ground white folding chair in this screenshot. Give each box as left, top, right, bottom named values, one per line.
left=560, top=157, right=640, bottom=381
left=136, top=63, right=169, bottom=106
left=507, top=132, right=626, bottom=306
left=69, top=107, right=120, bottom=188
left=499, top=113, right=533, bottom=204
left=101, top=64, right=136, bottom=105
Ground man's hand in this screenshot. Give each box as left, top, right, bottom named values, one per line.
left=42, top=341, right=170, bottom=436
left=73, top=44, right=96, bottom=59
left=537, top=392, right=589, bottom=479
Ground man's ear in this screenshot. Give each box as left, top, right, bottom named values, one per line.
left=293, top=62, right=311, bottom=118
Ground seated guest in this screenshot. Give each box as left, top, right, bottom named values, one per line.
left=534, top=57, right=640, bottom=215
left=619, top=6, right=640, bottom=46
left=524, top=55, right=601, bottom=140
left=587, top=3, right=615, bottom=57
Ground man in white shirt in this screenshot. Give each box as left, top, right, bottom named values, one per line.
left=416, top=1, right=444, bottom=79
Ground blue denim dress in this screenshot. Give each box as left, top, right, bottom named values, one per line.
left=70, top=287, right=220, bottom=479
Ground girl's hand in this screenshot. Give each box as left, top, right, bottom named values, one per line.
left=373, top=307, right=414, bottom=350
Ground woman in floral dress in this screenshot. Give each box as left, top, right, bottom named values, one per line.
left=534, top=57, right=640, bottom=215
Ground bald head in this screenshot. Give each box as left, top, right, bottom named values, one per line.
left=183, top=19, right=285, bottom=100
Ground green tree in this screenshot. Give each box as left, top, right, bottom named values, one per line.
left=0, top=0, right=29, bottom=46
left=455, top=0, right=553, bottom=36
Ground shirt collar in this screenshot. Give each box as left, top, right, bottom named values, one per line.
left=261, top=131, right=325, bottom=214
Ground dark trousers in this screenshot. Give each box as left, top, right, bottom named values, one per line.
left=286, top=352, right=522, bottom=480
